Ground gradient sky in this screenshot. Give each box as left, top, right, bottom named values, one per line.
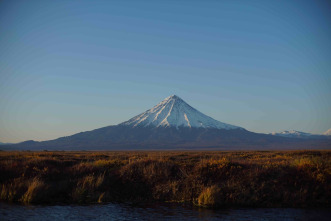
left=1, top=0, right=331, bottom=143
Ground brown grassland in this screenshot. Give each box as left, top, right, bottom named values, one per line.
left=0, top=150, right=330, bottom=208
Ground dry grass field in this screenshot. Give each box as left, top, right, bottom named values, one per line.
left=0, top=150, right=330, bottom=208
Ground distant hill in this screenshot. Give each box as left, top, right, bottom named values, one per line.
left=0, top=142, right=13, bottom=145
left=270, top=130, right=328, bottom=139
left=0, top=142, right=14, bottom=151
left=5, top=95, right=331, bottom=150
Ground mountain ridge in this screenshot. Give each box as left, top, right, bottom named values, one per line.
left=270, top=130, right=330, bottom=139
left=3, top=95, right=331, bottom=150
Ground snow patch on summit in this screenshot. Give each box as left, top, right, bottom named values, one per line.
left=120, top=95, right=242, bottom=130
left=270, top=130, right=315, bottom=138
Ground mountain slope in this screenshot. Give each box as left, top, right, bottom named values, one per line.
left=120, top=95, right=241, bottom=129
left=5, top=95, right=331, bottom=150
left=6, top=126, right=303, bottom=150
left=0, top=142, right=13, bottom=145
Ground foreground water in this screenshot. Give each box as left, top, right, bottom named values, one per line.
left=1, top=202, right=330, bottom=221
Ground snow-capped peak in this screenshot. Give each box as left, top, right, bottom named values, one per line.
left=120, top=95, right=242, bottom=130
left=270, top=130, right=314, bottom=138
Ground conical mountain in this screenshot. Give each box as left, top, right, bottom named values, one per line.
left=6, top=95, right=331, bottom=150
left=121, top=95, right=241, bottom=129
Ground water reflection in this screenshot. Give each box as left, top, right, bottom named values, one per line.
left=1, top=202, right=330, bottom=221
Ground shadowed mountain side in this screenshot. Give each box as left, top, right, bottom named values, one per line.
left=3, top=95, right=331, bottom=151
left=5, top=125, right=331, bottom=150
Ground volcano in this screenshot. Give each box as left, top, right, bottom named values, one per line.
left=121, top=95, right=241, bottom=130
left=7, top=95, right=331, bottom=150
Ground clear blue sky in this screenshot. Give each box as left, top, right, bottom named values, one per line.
left=1, top=0, right=330, bottom=143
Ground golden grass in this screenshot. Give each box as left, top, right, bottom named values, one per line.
left=0, top=150, right=330, bottom=207
left=197, top=185, right=221, bottom=207
left=21, top=177, right=45, bottom=204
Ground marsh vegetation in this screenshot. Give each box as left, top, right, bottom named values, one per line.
left=0, top=150, right=330, bottom=208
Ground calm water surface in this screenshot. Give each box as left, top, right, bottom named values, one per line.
left=1, top=202, right=330, bottom=221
